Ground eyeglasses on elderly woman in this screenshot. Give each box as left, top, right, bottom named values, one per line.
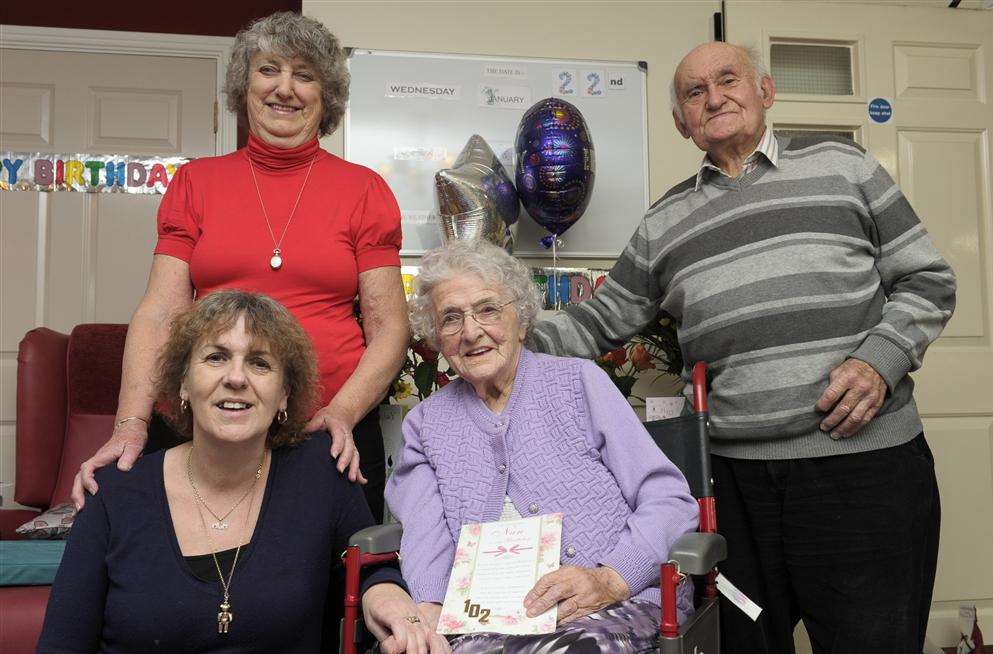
left=437, top=298, right=516, bottom=335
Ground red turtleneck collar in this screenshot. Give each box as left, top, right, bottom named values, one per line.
left=245, top=132, right=321, bottom=172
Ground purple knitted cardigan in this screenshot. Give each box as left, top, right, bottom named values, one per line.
left=385, top=349, right=698, bottom=614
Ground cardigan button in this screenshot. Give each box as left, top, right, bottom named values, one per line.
left=565, top=546, right=577, bottom=557
left=498, top=464, right=507, bottom=473
left=528, top=503, right=539, bottom=514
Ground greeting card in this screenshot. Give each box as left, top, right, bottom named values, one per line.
left=436, top=514, right=562, bottom=635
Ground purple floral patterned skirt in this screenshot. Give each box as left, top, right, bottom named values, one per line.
left=448, top=599, right=660, bottom=653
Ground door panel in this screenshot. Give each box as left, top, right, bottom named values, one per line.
left=893, top=43, right=983, bottom=101
left=0, top=82, right=55, bottom=147
left=93, top=194, right=162, bottom=324
left=897, top=129, right=988, bottom=341
left=89, top=87, right=183, bottom=152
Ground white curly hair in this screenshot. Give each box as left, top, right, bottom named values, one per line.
left=409, top=240, right=541, bottom=350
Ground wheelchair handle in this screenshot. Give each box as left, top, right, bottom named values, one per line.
left=692, top=361, right=708, bottom=414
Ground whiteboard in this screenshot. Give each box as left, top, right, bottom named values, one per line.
left=345, top=49, right=649, bottom=257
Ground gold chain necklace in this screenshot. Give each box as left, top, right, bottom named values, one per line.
left=248, top=154, right=317, bottom=270
left=186, top=446, right=267, bottom=635
left=187, top=448, right=263, bottom=530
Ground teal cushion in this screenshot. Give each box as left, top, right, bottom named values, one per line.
left=0, top=540, right=66, bottom=586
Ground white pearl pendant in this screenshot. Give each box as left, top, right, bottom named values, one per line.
left=270, top=250, right=282, bottom=270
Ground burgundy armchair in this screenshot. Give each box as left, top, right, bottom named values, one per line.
left=0, top=324, right=127, bottom=654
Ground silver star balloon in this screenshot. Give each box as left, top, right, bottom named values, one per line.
left=435, top=135, right=520, bottom=252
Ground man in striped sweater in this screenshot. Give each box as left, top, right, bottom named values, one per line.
left=531, top=42, right=955, bottom=653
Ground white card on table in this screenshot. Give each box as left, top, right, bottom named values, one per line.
left=436, top=514, right=562, bottom=635
left=646, top=396, right=686, bottom=421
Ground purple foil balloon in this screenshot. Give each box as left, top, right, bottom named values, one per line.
left=515, top=98, right=595, bottom=237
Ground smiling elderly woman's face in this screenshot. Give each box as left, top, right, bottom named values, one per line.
left=246, top=52, right=324, bottom=148
left=432, top=274, right=526, bottom=394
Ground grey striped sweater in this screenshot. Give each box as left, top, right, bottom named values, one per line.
left=531, top=135, right=956, bottom=459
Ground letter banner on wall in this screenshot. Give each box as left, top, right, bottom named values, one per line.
left=401, top=265, right=610, bottom=310
left=532, top=267, right=610, bottom=309
left=0, top=152, right=190, bottom=194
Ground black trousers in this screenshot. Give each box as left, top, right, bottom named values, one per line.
left=712, top=433, right=940, bottom=654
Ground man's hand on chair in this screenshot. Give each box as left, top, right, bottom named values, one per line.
left=523, top=565, right=630, bottom=625
left=816, top=358, right=887, bottom=439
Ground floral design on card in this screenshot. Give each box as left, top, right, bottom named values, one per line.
left=436, top=514, right=562, bottom=635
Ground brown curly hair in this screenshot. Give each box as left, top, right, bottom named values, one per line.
left=156, top=290, right=319, bottom=447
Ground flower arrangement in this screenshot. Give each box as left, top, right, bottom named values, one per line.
left=390, top=338, right=454, bottom=402
left=593, top=313, right=682, bottom=403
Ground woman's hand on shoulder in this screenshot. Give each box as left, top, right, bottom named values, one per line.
left=305, top=403, right=366, bottom=484
left=361, top=584, right=451, bottom=654
left=71, top=419, right=148, bottom=509
left=524, top=565, right=630, bottom=625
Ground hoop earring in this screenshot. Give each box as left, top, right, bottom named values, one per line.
left=276, top=409, right=288, bottom=425
left=180, top=398, right=189, bottom=413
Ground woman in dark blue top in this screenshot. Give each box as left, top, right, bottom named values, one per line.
left=38, top=290, right=449, bottom=654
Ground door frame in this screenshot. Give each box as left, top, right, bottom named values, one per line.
left=0, top=24, right=237, bottom=154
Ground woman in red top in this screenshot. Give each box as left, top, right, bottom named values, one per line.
left=71, top=12, right=409, bottom=523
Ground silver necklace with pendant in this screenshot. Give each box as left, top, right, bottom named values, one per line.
left=248, top=153, right=317, bottom=270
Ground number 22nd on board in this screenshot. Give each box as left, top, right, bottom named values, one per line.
left=463, top=599, right=491, bottom=624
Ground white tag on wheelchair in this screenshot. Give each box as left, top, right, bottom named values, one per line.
left=716, top=572, right=763, bottom=621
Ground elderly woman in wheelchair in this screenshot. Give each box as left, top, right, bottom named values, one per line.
left=385, top=240, right=700, bottom=653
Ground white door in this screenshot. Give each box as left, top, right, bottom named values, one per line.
left=726, top=1, right=993, bottom=649
left=0, top=44, right=218, bottom=504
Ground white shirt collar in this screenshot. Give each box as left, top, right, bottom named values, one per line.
left=693, top=127, right=779, bottom=191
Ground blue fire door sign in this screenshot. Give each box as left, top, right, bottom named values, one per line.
left=868, top=98, right=893, bottom=124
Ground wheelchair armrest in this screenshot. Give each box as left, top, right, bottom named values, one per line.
left=349, top=523, right=402, bottom=555
left=668, top=532, right=727, bottom=575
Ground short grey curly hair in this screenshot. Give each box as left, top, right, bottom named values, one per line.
left=225, top=12, right=350, bottom=137
left=410, top=240, right=541, bottom=350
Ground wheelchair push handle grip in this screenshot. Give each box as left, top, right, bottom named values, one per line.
left=692, top=362, right=708, bottom=414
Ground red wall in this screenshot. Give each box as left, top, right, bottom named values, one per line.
left=1, top=0, right=301, bottom=37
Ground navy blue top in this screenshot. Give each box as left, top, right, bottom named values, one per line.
left=38, top=433, right=401, bottom=653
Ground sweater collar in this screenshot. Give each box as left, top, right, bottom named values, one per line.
left=245, top=132, right=320, bottom=172
left=460, top=347, right=534, bottom=428
left=694, top=127, right=779, bottom=191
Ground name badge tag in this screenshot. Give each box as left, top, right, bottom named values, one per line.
left=716, top=572, right=763, bottom=621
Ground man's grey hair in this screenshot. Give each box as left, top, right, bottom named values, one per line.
left=409, top=240, right=541, bottom=350
left=670, top=44, right=770, bottom=124
left=225, top=12, right=350, bottom=137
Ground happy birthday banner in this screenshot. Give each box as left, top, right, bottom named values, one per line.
left=401, top=265, right=609, bottom=310
left=1, top=152, right=190, bottom=194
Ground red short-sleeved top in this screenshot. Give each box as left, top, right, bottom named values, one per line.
left=155, top=133, right=402, bottom=406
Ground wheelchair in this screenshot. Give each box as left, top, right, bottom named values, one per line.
left=341, top=362, right=725, bottom=654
